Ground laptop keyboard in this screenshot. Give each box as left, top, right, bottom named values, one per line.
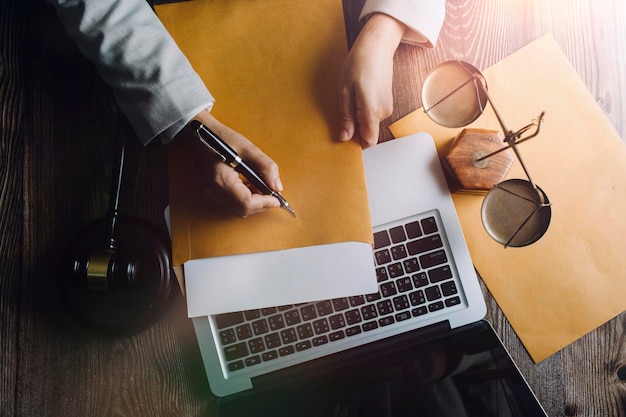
left=212, top=210, right=465, bottom=376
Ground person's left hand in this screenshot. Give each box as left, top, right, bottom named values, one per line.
left=338, top=13, right=406, bottom=148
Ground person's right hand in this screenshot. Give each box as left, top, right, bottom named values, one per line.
left=338, top=13, right=406, bottom=148
left=186, top=110, right=283, bottom=217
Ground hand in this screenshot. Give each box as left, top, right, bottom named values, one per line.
left=338, top=13, right=406, bottom=148
left=188, top=110, right=283, bottom=217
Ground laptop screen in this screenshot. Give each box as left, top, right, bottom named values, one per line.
left=216, top=320, right=547, bottom=417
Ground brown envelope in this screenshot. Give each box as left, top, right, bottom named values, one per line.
left=390, top=34, right=626, bottom=362
left=156, top=0, right=373, bottom=267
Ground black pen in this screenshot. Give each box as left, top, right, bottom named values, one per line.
left=190, top=120, right=296, bottom=218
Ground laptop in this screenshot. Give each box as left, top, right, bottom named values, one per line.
left=191, top=133, right=548, bottom=416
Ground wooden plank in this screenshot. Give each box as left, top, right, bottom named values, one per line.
left=0, top=0, right=26, bottom=415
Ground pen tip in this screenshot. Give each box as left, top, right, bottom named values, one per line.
left=284, top=205, right=297, bottom=219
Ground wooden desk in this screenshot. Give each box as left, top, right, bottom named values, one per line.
left=2, top=0, right=625, bottom=416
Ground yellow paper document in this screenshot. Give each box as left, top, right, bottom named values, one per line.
left=157, top=0, right=373, bottom=268
left=390, top=35, right=626, bottom=362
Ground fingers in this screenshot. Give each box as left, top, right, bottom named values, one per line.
left=237, top=141, right=283, bottom=193
left=189, top=110, right=283, bottom=217
left=338, top=76, right=383, bottom=148
left=357, top=105, right=383, bottom=149
left=215, top=163, right=281, bottom=217
left=338, top=78, right=389, bottom=149
left=338, top=83, right=357, bottom=144
left=337, top=13, right=405, bottom=148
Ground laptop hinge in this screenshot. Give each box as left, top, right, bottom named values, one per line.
left=246, top=320, right=453, bottom=394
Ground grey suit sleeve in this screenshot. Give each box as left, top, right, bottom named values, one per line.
left=48, top=0, right=215, bottom=145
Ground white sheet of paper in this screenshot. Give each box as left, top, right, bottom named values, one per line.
left=184, top=243, right=377, bottom=317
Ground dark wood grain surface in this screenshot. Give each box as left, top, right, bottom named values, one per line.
left=2, top=1, right=625, bottom=416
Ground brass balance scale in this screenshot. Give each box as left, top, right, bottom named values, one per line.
left=421, top=60, right=551, bottom=248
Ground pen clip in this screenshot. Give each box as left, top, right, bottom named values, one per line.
left=194, top=125, right=227, bottom=163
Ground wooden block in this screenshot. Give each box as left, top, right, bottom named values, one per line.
left=442, top=128, right=514, bottom=192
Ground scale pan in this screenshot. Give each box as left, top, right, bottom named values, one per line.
left=481, top=179, right=551, bottom=248
left=422, top=61, right=488, bottom=128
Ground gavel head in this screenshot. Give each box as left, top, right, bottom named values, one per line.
left=59, top=216, right=172, bottom=334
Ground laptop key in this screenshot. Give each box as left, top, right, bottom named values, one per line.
left=396, top=277, right=413, bottom=293
left=261, top=307, right=277, bottom=316
left=419, top=249, right=447, bottom=268
left=329, top=314, right=346, bottom=330
left=407, top=234, right=443, bottom=255
left=228, top=360, right=244, bottom=371
left=375, top=267, right=389, bottom=282
left=387, top=263, right=404, bottom=278
left=380, top=281, right=397, bottom=297
left=236, top=324, right=252, bottom=340
left=248, top=337, right=265, bottom=353
left=421, top=216, right=438, bottom=234
left=376, top=300, right=394, bottom=315
left=252, top=319, right=269, bottom=335
left=278, top=346, right=295, bottom=357
left=366, top=292, right=381, bottom=302
left=244, top=309, right=261, bottom=320
left=373, top=230, right=391, bottom=249
left=345, top=309, right=362, bottom=325
left=268, top=314, right=285, bottom=331
left=428, top=301, right=445, bottom=312
left=403, top=257, right=420, bottom=273
left=329, top=331, right=345, bottom=341
left=313, top=318, right=330, bottom=335
left=429, top=265, right=453, bottom=283
left=264, top=333, right=281, bottom=349
left=391, top=244, right=408, bottom=260
left=441, top=281, right=458, bottom=296
left=315, top=300, right=333, bottom=316
left=362, top=321, right=378, bottom=332
left=215, top=311, right=244, bottom=329
left=295, top=341, right=312, bottom=351
left=332, top=298, right=349, bottom=311
left=312, top=335, right=328, bottom=346
left=300, top=304, right=317, bottom=321
left=409, top=290, right=426, bottom=306
left=349, top=295, right=366, bottom=306
left=346, top=326, right=362, bottom=336
left=405, top=220, right=422, bottom=238
left=297, top=323, right=314, bottom=339
left=219, top=329, right=237, bottom=345
left=224, top=342, right=248, bottom=361
left=412, top=306, right=428, bottom=317
left=392, top=294, right=410, bottom=310
left=280, top=328, right=297, bottom=344
left=425, top=286, right=442, bottom=301
left=412, top=272, right=429, bottom=287
left=284, top=309, right=301, bottom=326
left=245, top=355, right=261, bottom=367
left=389, top=225, right=407, bottom=243
left=395, top=311, right=411, bottom=322
left=445, top=296, right=461, bottom=307
left=375, top=249, right=391, bottom=265
left=361, top=305, right=378, bottom=320
left=379, top=316, right=395, bottom=327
